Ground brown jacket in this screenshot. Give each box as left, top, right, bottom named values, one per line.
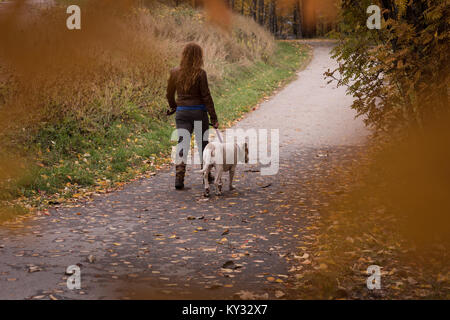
left=166, top=67, right=218, bottom=124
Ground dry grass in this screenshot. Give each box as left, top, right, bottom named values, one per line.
left=0, top=2, right=274, bottom=145
left=140, top=5, right=274, bottom=81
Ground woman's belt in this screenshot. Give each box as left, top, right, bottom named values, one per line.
left=176, top=105, right=206, bottom=111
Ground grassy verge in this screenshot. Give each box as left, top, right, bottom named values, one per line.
left=1, top=41, right=310, bottom=220
left=213, top=41, right=311, bottom=126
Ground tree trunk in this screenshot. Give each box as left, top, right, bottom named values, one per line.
left=269, top=0, right=277, bottom=34
left=292, top=0, right=302, bottom=38
left=252, top=0, right=257, bottom=20
left=229, top=0, right=235, bottom=11
left=258, top=0, right=264, bottom=25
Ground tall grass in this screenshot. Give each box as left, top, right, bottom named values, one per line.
left=0, top=2, right=274, bottom=143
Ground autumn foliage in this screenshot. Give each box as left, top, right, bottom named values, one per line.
left=328, top=0, right=449, bottom=131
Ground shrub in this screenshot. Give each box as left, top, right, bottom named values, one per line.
left=327, top=0, right=449, bottom=131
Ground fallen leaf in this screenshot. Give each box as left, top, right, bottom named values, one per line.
left=28, top=265, right=42, bottom=273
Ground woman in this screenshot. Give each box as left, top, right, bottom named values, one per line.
left=166, top=43, right=219, bottom=190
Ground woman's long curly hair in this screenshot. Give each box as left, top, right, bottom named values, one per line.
left=178, top=43, right=204, bottom=92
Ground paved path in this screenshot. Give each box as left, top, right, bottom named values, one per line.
left=0, top=43, right=368, bottom=300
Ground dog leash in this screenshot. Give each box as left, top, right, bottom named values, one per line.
left=210, top=123, right=223, bottom=143
left=214, top=128, right=223, bottom=143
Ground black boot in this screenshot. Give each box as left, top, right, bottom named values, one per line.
left=175, top=163, right=186, bottom=190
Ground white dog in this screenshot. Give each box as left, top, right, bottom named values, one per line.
left=200, top=141, right=249, bottom=197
